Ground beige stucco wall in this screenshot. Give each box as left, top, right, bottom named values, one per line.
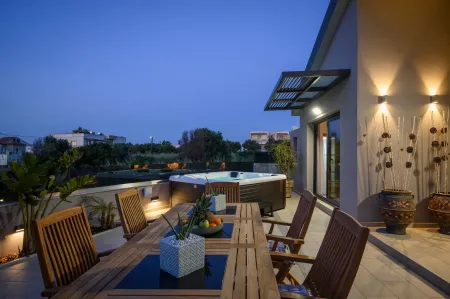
left=293, top=0, right=450, bottom=223
left=357, top=0, right=450, bottom=223
left=293, top=0, right=358, bottom=217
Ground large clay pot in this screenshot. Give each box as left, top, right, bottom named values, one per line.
left=429, top=193, right=450, bottom=235
left=286, top=179, right=294, bottom=198
left=379, top=189, right=415, bottom=235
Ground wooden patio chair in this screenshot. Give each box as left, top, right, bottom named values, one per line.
left=32, top=206, right=115, bottom=298
left=205, top=182, right=240, bottom=203
left=263, top=190, right=317, bottom=254
left=115, top=188, right=153, bottom=241
left=272, top=209, right=370, bottom=299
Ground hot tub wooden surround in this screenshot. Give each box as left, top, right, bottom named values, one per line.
left=170, top=180, right=286, bottom=212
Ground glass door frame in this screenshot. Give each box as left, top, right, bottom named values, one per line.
left=313, top=112, right=340, bottom=207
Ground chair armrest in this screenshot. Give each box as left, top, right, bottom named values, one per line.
left=262, top=219, right=292, bottom=226
left=262, top=219, right=292, bottom=234
left=280, top=292, right=324, bottom=299
left=98, top=248, right=115, bottom=257
left=270, top=252, right=316, bottom=264
left=41, top=287, right=64, bottom=297
left=266, top=235, right=305, bottom=245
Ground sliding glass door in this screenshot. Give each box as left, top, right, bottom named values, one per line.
left=314, top=114, right=340, bottom=205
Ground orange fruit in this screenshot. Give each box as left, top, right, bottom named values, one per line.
left=210, top=223, right=217, bottom=228
left=213, top=218, right=222, bottom=225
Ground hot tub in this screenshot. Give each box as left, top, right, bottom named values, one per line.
left=170, top=171, right=287, bottom=212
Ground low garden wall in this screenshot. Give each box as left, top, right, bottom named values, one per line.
left=0, top=179, right=170, bottom=257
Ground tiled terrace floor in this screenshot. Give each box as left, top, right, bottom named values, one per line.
left=371, top=227, right=450, bottom=286
left=266, top=195, right=449, bottom=299
left=0, top=194, right=448, bottom=298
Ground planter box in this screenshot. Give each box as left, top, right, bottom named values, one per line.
left=159, top=234, right=205, bottom=278
left=209, top=194, right=226, bottom=212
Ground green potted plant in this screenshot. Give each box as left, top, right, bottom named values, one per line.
left=80, top=196, right=117, bottom=230
left=160, top=213, right=205, bottom=278
left=0, top=150, right=94, bottom=256
left=273, top=141, right=297, bottom=198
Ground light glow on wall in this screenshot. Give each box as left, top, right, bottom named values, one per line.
left=312, top=107, right=322, bottom=116
left=378, top=103, right=388, bottom=114
left=429, top=103, right=438, bottom=112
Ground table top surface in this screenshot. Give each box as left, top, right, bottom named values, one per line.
left=53, top=203, right=282, bottom=299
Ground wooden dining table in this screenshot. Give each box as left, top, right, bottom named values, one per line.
left=52, top=203, right=282, bottom=299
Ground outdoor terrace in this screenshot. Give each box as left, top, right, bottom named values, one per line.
left=0, top=193, right=447, bottom=299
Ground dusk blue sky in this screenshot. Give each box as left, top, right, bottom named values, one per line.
left=0, top=0, right=328, bottom=144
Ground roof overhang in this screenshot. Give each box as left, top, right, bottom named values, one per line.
left=264, top=69, right=350, bottom=111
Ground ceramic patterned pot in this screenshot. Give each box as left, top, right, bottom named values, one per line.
left=159, top=234, right=205, bottom=278
left=379, top=189, right=415, bottom=235
left=429, top=193, right=450, bottom=235
left=286, top=179, right=294, bottom=198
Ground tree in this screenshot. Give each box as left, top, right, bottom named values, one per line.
left=178, top=128, right=227, bottom=162
left=242, top=139, right=261, bottom=152
left=223, top=140, right=241, bottom=160
left=33, top=136, right=71, bottom=169
left=0, top=150, right=94, bottom=256
left=265, top=135, right=283, bottom=153
left=160, top=140, right=177, bottom=153
left=72, top=126, right=92, bottom=134
left=273, top=141, right=296, bottom=179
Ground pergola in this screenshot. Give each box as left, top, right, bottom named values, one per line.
left=264, top=69, right=350, bottom=111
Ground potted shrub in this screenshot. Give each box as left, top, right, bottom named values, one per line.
left=273, top=141, right=297, bottom=198
left=375, top=115, right=420, bottom=235
left=428, top=110, right=450, bottom=235
left=160, top=213, right=205, bottom=278
left=0, top=150, right=94, bottom=256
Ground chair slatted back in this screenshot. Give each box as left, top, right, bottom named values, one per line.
left=302, top=209, right=369, bottom=299
left=205, top=182, right=240, bottom=203
left=286, top=190, right=317, bottom=241
left=115, top=189, right=148, bottom=235
left=32, top=206, right=100, bottom=289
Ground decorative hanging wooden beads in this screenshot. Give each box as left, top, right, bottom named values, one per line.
left=409, top=133, right=416, bottom=140
left=432, top=141, right=440, bottom=148
left=383, top=146, right=392, bottom=153
left=381, top=132, right=390, bottom=138
left=405, top=162, right=412, bottom=168
left=430, top=127, right=438, bottom=134
left=385, top=161, right=393, bottom=168
left=441, top=128, right=448, bottom=134
left=433, top=156, right=442, bottom=163
left=406, top=146, right=414, bottom=153
left=442, top=155, right=448, bottom=161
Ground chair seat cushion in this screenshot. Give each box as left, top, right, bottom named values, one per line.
left=278, top=284, right=311, bottom=296
left=268, top=240, right=286, bottom=252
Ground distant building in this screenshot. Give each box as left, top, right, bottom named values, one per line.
left=250, top=131, right=269, bottom=146
left=250, top=131, right=290, bottom=149
left=0, top=136, right=31, bottom=165
left=52, top=133, right=126, bottom=148
left=105, top=135, right=127, bottom=144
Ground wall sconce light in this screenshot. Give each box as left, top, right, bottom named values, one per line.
left=150, top=195, right=160, bottom=202
left=312, top=107, right=322, bottom=116
left=378, top=95, right=387, bottom=104
left=429, top=95, right=438, bottom=104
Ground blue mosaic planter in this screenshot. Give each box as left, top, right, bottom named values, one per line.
left=159, top=234, right=205, bottom=278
